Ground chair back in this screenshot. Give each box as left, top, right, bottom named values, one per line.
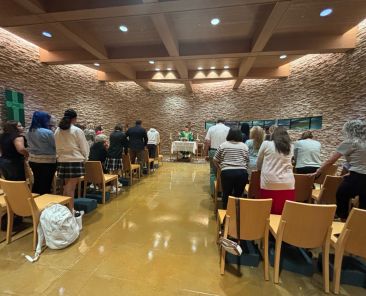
left=341, top=208, right=366, bottom=258
left=315, top=164, right=338, bottom=185
left=0, top=179, right=34, bottom=217
left=122, top=154, right=132, bottom=171
left=226, top=197, right=272, bottom=240
left=248, top=170, right=261, bottom=199
left=84, top=161, right=104, bottom=184
left=215, top=169, right=222, bottom=193
left=294, top=174, right=315, bottom=202
left=280, top=201, right=336, bottom=248
left=317, top=175, right=343, bottom=204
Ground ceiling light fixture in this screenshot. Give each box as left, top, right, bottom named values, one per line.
left=94, top=63, right=100, bottom=67
left=149, top=60, right=155, bottom=64
left=197, top=67, right=203, bottom=70
left=210, top=18, right=220, bottom=26
left=224, top=65, right=229, bottom=69
left=280, top=54, right=287, bottom=59
left=155, top=68, right=160, bottom=71
left=320, top=8, right=333, bottom=17
left=210, top=66, right=216, bottom=70
left=119, top=25, right=128, bottom=32
left=42, top=31, right=52, bottom=38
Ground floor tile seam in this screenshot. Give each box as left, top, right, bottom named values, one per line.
left=180, top=289, right=221, bottom=296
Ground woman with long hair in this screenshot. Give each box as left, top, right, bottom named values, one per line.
left=246, top=126, right=265, bottom=175
left=27, top=111, right=57, bottom=194
left=213, top=128, right=249, bottom=209
left=105, top=123, right=128, bottom=175
left=240, top=122, right=250, bottom=143
left=54, top=109, right=89, bottom=208
left=314, top=120, right=366, bottom=219
left=0, top=120, right=28, bottom=180
left=257, top=126, right=295, bottom=214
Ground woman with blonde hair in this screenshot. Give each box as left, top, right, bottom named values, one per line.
left=246, top=126, right=265, bottom=174
left=314, top=119, right=366, bottom=219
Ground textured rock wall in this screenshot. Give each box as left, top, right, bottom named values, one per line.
left=0, top=20, right=365, bottom=158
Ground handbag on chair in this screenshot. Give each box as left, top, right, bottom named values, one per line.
left=219, top=198, right=242, bottom=256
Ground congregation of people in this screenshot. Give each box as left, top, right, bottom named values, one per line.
left=205, top=119, right=366, bottom=220
left=0, top=109, right=160, bottom=214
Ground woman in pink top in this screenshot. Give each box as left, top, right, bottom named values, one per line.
left=256, top=127, right=295, bottom=214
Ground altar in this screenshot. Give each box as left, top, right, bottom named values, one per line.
left=171, top=141, right=198, bottom=160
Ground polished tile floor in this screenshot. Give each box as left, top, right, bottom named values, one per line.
left=0, top=163, right=363, bottom=295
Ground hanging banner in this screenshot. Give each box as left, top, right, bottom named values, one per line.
left=5, top=89, right=25, bottom=126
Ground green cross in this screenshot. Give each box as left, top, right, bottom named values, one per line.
left=5, top=91, right=24, bottom=122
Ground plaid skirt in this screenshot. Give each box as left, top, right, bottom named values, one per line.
left=104, top=157, right=122, bottom=171
left=57, top=162, right=85, bottom=179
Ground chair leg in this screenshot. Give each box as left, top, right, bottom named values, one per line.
left=333, top=249, right=344, bottom=294
left=220, top=247, right=226, bottom=275
left=323, top=243, right=330, bottom=293
left=264, top=229, right=270, bottom=281
left=115, top=178, right=118, bottom=197
left=130, top=170, right=133, bottom=185
left=83, top=178, right=87, bottom=197
left=102, top=183, right=106, bottom=204
left=6, top=209, right=14, bottom=244
left=32, top=220, right=38, bottom=251
left=274, top=240, right=283, bottom=284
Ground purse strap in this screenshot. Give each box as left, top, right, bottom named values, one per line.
left=236, top=198, right=240, bottom=242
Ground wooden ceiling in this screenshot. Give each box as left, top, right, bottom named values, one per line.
left=1, top=0, right=365, bottom=91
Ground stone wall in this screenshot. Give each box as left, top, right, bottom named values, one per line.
left=0, top=20, right=365, bottom=158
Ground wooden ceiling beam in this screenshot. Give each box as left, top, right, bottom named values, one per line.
left=233, top=0, right=290, bottom=89
left=184, top=81, right=193, bottom=93
left=12, top=0, right=44, bottom=14
left=1, top=0, right=278, bottom=27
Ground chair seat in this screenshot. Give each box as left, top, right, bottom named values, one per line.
left=131, top=164, right=140, bottom=170
left=269, top=214, right=281, bottom=238
left=148, top=158, right=154, bottom=163
left=218, top=209, right=226, bottom=224
left=312, top=189, right=321, bottom=201
left=104, top=174, right=118, bottom=183
left=331, top=221, right=345, bottom=245
left=34, top=194, right=72, bottom=210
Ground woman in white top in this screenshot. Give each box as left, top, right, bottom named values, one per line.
left=257, top=126, right=295, bottom=214
left=54, top=109, right=89, bottom=208
left=213, top=128, right=249, bottom=209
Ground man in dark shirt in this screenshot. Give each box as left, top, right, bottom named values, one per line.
left=126, top=120, right=148, bottom=170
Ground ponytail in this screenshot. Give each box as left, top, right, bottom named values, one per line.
left=59, top=117, right=72, bottom=130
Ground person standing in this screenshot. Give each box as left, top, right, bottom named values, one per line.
left=204, top=119, right=230, bottom=196
left=294, top=131, right=322, bottom=174
left=147, top=127, right=160, bottom=159
left=246, top=126, right=265, bottom=176
left=54, top=109, right=89, bottom=208
left=126, top=120, right=148, bottom=170
left=257, top=126, right=295, bottom=214
left=213, top=128, right=249, bottom=209
left=240, top=122, right=250, bottom=143
left=27, top=111, right=57, bottom=194
left=314, top=120, right=366, bottom=220
left=0, top=121, right=28, bottom=181
left=105, top=124, right=129, bottom=175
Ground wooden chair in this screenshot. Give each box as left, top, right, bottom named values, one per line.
left=312, top=175, right=343, bottom=204
left=269, top=201, right=336, bottom=293
left=157, top=144, right=163, bottom=166
left=330, top=208, right=366, bottom=294
left=213, top=169, right=222, bottom=215
left=143, top=149, right=155, bottom=175
left=245, top=170, right=261, bottom=199
left=83, top=161, right=118, bottom=204
left=315, top=164, right=338, bottom=186
left=294, top=173, right=315, bottom=202
left=122, top=154, right=141, bottom=185
left=0, top=179, right=72, bottom=250
left=219, top=197, right=272, bottom=280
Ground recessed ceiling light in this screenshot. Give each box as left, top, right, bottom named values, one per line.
left=320, top=8, right=333, bottom=17
left=197, top=67, right=203, bottom=70
left=167, top=67, right=172, bottom=71
left=119, top=25, right=128, bottom=32
left=94, top=63, right=100, bottom=67
left=155, top=68, right=160, bottom=71
left=210, top=18, right=220, bottom=26
left=42, top=31, right=52, bottom=38
left=210, top=66, right=216, bottom=70
left=149, top=60, right=155, bottom=64
left=280, top=54, right=287, bottom=59
left=224, top=65, right=229, bottom=69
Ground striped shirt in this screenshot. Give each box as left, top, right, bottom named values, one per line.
left=213, top=141, right=249, bottom=171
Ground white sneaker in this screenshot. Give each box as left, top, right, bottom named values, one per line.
left=110, top=186, right=117, bottom=194
left=117, top=181, right=123, bottom=188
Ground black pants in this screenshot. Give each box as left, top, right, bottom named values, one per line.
left=0, top=158, right=26, bottom=181
left=29, top=162, right=57, bottom=194
left=147, top=144, right=157, bottom=158
left=221, top=169, right=248, bottom=209
left=336, top=171, right=366, bottom=219
left=296, top=166, right=319, bottom=174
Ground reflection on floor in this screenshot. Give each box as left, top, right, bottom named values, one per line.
left=0, top=162, right=363, bottom=295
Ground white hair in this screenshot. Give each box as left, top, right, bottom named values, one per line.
left=342, top=119, right=366, bottom=145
